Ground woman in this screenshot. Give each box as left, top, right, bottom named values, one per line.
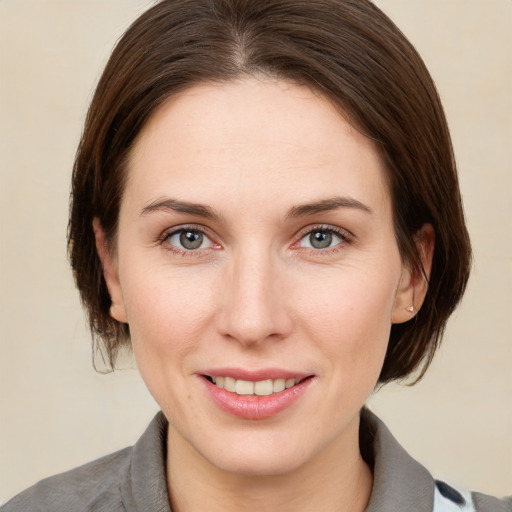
left=2, top=0, right=510, bottom=511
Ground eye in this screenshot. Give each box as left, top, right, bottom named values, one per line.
left=298, top=228, right=347, bottom=250
left=165, top=228, right=215, bottom=251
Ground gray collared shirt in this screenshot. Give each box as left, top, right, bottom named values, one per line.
left=2, top=410, right=510, bottom=511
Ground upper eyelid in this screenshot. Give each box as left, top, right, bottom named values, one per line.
left=161, top=224, right=218, bottom=248
left=158, top=223, right=354, bottom=249
left=290, top=225, right=355, bottom=255
left=296, top=224, right=354, bottom=241
left=160, top=226, right=221, bottom=257
left=163, top=224, right=214, bottom=238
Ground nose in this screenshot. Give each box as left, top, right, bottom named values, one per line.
left=216, top=246, right=293, bottom=347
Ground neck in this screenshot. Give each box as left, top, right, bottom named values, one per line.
left=166, top=415, right=373, bottom=512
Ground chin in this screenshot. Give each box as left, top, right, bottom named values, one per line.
left=208, top=446, right=311, bottom=478
left=186, top=425, right=324, bottom=478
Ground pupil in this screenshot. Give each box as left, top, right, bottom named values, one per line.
left=310, top=231, right=332, bottom=249
left=180, top=230, right=203, bottom=249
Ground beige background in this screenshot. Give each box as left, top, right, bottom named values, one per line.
left=0, top=0, right=511, bottom=504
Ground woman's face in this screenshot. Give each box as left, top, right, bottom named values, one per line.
left=99, top=78, right=418, bottom=476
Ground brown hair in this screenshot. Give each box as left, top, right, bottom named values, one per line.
left=68, top=0, right=471, bottom=383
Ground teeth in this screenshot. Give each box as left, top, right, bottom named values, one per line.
left=254, top=379, right=273, bottom=396
left=235, top=379, right=254, bottom=395
left=210, top=376, right=303, bottom=396
left=273, top=378, right=286, bottom=393
left=285, top=378, right=296, bottom=389
left=224, top=377, right=236, bottom=392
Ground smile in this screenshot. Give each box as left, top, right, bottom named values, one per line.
left=202, top=372, right=314, bottom=420
left=208, top=376, right=304, bottom=396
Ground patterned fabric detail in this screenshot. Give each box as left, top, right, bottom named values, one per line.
left=433, top=480, right=476, bottom=512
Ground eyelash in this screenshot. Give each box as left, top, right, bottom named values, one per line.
left=294, top=224, right=354, bottom=255
left=159, top=225, right=220, bottom=257
left=158, top=224, right=354, bottom=256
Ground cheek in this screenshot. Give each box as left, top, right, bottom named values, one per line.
left=119, top=260, right=217, bottom=361
left=296, top=264, right=398, bottom=375
left=119, top=263, right=220, bottom=418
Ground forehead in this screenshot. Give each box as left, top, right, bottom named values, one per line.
left=125, top=78, right=390, bottom=215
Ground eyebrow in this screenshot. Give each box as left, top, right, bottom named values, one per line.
left=140, top=195, right=372, bottom=221
left=140, top=198, right=221, bottom=220
left=286, top=196, right=373, bottom=219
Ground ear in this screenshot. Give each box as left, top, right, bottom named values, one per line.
left=392, top=223, right=435, bottom=324
left=93, top=218, right=128, bottom=324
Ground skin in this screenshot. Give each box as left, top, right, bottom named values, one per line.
left=95, top=78, right=433, bottom=512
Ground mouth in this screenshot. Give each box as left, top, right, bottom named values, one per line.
left=201, top=372, right=314, bottom=420
left=204, top=375, right=307, bottom=396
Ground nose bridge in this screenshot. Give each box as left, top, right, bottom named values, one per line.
left=218, top=242, right=291, bottom=345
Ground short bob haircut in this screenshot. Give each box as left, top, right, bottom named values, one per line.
left=68, top=0, right=471, bottom=383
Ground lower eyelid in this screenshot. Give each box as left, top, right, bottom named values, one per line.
left=159, top=225, right=351, bottom=254
left=162, top=227, right=221, bottom=253
left=302, top=234, right=341, bottom=249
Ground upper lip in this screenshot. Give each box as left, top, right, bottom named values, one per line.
left=200, top=368, right=312, bottom=381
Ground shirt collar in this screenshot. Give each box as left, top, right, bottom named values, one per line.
left=362, top=408, right=435, bottom=512
left=122, top=411, right=172, bottom=512
left=123, top=409, right=435, bottom=512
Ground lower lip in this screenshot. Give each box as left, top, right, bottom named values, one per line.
left=202, top=377, right=314, bottom=420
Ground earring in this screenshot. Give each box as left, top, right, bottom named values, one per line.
left=406, top=306, right=414, bottom=313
